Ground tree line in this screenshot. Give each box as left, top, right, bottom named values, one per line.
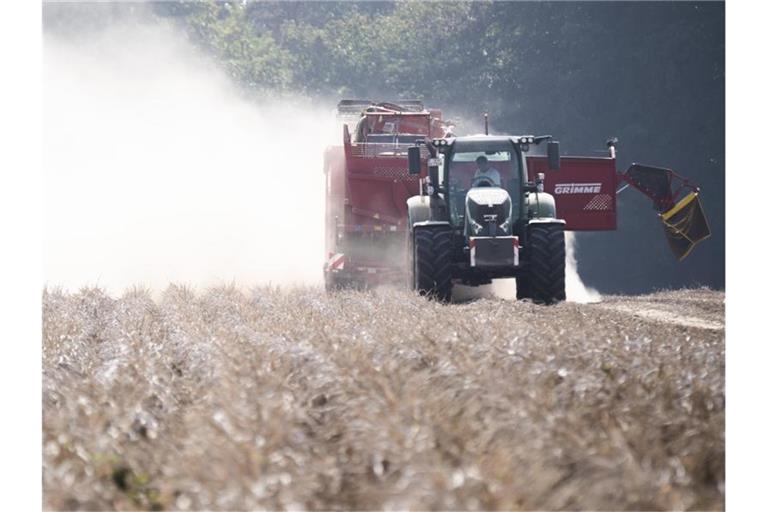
left=44, top=1, right=725, bottom=293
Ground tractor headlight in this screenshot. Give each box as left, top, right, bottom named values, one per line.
left=470, top=219, right=483, bottom=235
left=499, top=207, right=514, bottom=233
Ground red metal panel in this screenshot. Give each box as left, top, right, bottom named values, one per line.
left=344, top=148, right=420, bottom=231
left=527, top=156, right=618, bottom=231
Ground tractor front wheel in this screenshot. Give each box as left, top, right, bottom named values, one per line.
left=412, top=226, right=453, bottom=302
left=525, top=223, right=566, bottom=304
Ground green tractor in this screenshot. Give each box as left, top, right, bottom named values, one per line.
left=406, top=135, right=566, bottom=304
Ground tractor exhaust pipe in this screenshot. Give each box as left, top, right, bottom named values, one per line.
left=484, top=113, right=489, bottom=135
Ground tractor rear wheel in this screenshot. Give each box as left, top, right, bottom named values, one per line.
left=525, top=223, right=566, bottom=304
left=412, top=226, right=453, bottom=301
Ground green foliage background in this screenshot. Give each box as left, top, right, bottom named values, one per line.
left=44, top=1, right=724, bottom=293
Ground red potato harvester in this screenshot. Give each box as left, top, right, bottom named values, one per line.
left=324, top=100, right=710, bottom=303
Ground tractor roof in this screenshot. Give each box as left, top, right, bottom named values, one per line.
left=450, top=135, right=517, bottom=152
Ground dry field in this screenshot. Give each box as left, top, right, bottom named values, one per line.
left=43, top=286, right=724, bottom=511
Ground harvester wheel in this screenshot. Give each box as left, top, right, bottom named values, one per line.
left=526, top=224, right=566, bottom=304
left=324, top=272, right=340, bottom=292
left=325, top=273, right=366, bottom=292
left=413, top=227, right=453, bottom=301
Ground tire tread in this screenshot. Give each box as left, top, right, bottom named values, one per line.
left=413, top=227, right=453, bottom=301
left=525, top=224, right=566, bottom=304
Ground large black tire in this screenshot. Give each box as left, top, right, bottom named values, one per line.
left=325, top=272, right=337, bottom=292
left=525, top=224, right=566, bottom=304
left=412, top=227, right=453, bottom=301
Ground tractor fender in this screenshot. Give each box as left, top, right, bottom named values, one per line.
left=413, top=221, right=451, bottom=229
left=406, top=195, right=449, bottom=229
left=528, top=218, right=566, bottom=226
left=525, top=191, right=558, bottom=219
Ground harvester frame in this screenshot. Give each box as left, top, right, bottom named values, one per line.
left=324, top=100, right=710, bottom=302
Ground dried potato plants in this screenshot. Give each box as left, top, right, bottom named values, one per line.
left=43, top=286, right=724, bottom=510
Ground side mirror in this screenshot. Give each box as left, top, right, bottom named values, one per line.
left=408, top=146, right=421, bottom=175
left=547, top=140, right=561, bottom=170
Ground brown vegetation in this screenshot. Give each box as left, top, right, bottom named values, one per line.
left=43, top=286, right=724, bottom=510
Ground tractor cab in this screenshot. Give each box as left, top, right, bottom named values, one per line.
left=439, top=136, right=525, bottom=237
left=409, top=135, right=558, bottom=236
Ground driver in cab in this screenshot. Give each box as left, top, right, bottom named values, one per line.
left=473, top=155, right=501, bottom=187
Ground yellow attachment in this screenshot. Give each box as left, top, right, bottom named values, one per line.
left=659, top=192, right=711, bottom=260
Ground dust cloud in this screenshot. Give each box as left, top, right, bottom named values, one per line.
left=44, top=23, right=335, bottom=295
left=563, top=231, right=601, bottom=303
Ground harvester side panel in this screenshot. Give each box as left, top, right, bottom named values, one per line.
left=344, top=143, right=422, bottom=232
left=527, top=156, right=618, bottom=231
left=325, top=104, right=448, bottom=287
left=324, top=142, right=425, bottom=286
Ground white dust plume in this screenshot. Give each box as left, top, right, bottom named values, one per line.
left=563, top=231, right=601, bottom=303
left=44, top=23, right=335, bottom=295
